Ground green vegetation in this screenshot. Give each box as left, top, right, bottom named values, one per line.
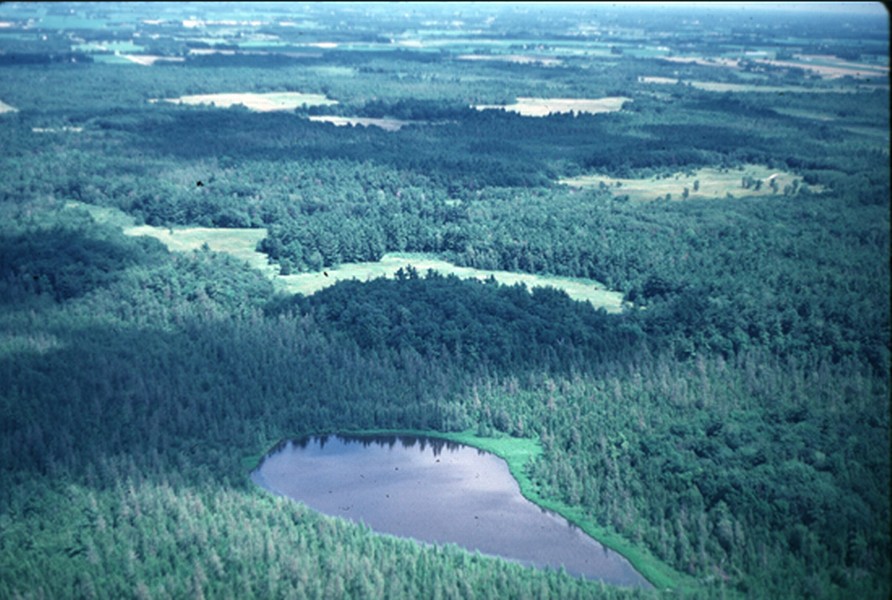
left=326, top=428, right=692, bottom=591
left=153, top=91, right=338, bottom=112
left=69, top=202, right=624, bottom=309
left=561, top=165, right=817, bottom=202
left=0, top=2, right=888, bottom=599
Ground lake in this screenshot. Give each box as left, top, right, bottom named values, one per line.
left=251, top=434, right=651, bottom=587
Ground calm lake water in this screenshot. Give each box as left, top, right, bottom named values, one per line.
left=251, top=434, right=651, bottom=587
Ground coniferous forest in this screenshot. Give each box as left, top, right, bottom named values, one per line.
left=0, top=2, right=889, bottom=598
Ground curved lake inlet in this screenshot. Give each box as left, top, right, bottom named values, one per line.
left=251, top=434, right=651, bottom=588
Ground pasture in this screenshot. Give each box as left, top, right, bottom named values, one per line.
left=474, top=97, right=631, bottom=117
left=655, top=51, right=889, bottom=80
left=122, top=55, right=185, bottom=66
left=66, top=201, right=276, bottom=277
left=308, top=115, right=414, bottom=131
left=638, top=76, right=860, bottom=94
left=151, top=92, right=337, bottom=111
left=65, top=202, right=626, bottom=311
left=561, top=165, right=820, bottom=201
left=755, top=54, right=889, bottom=79
left=457, top=54, right=563, bottom=66
left=280, top=253, right=627, bottom=312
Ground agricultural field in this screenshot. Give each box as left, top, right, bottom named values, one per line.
left=307, top=115, right=415, bottom=131
left=150, top=91, right=337, bottom=111
left=121, top=55, right=185, bottom=66
left=655, top=52, right=890, bottom=80
left=474, top=97, right=631, bottom=117
left=280, top=253, right=627, bottom=312
left=457, top=54, right=563, bottom=66
left=755, top=54, right=890, bottom=79
left=638, top=77, right=861, bottom=94
left=66, top=202, right=624, bottom=311
left=560, top=166, right=820, bottom=201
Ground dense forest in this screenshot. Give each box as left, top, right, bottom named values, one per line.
left=0, top=2, right=889, bottom=598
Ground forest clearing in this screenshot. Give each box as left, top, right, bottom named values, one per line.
left=638, top=77, right=862, bottom=93
left=561, top=165, right=820, bottom=201
left=474, top=97, right=631, bottom=117
left=280, top=253, right=627, bottom=311
left=66, top=202, right=625, bottom=310
left=151, top=91, right=337, bottom=111
left=307, top=115, right=415, bottom=131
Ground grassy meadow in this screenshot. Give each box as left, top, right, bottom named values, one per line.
left=67, top=202, right=627, bottom=311
left=474, top=97, right=631, bottom=117
left=151, top=92, right=338, bottom=112
left=561, top=165, right=820, bottom=201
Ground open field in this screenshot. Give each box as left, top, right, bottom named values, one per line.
left=457, top=54, right=562, bottom=66
left=32, top=126, right=84, bottom=133
left=638, top=76, right=861, bottom=94
left=770, top=107, right=837, bottom=121
left=281, top=253, right=626, bottom=312
left=561, top=165, right=821, bottom=201
left=658, top=56, right=741, bottom=68
left=126, top=225, right=272, bottom=267
left=91, top=54, right=137, bottom=65
left=308, top=115, right=415, bottom=131
left=122, top=54, right=185, bottom=66
left=66, top=202, right=626, bottom=311
left=474, top=96, right=630, bottom=117
left=657, top=52, right=889, bottom=80
left=66, top=201, right=277, bottom=275
left=72, top=40, right=144, bottom=53
left=151, top=92, right=337, bottom=111
left=187, top=48, right=322, bottom=59
left=754, top=54, right=889, bottom=79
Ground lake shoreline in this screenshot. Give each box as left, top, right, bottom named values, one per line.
left=247, top=428, right=692, bottom=592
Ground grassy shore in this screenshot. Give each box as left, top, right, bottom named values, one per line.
left=246, top=428, right=697, bottom=593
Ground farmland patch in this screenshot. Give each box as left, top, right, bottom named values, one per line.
left=307, top=115, right=416, bottom=131
left=281, top=253, right=627, bottom=312
left=754, top=54, right=890, bottom=79
left=150, top=92, right=338, bottom=112
left=457, top=54, right=563, bottom=66
left=32, top=126, right=84, bottom=133
left=65, top=202, right=625, bottom=311
left=638, top=76, right=859, bottom=94
left=122, top=54, right=186, bottom=66
left=561, top=165, right=821, bottom=201
left=474, top=96, right=630, bottom=117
